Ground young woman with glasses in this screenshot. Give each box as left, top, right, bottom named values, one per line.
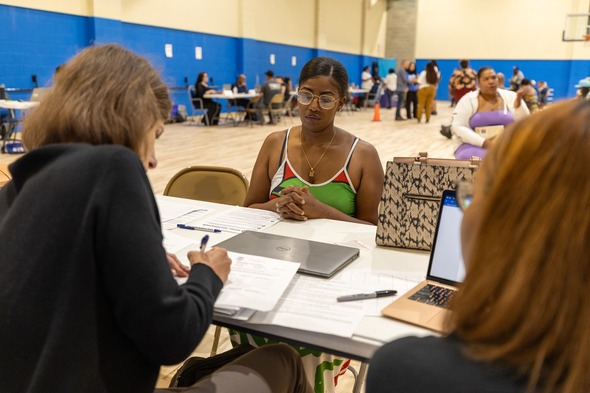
left=245, top=56, right=384, bottom=226
left=367, top=99, right=590, bottom=393
left=240, top=57, right=384, bottom=391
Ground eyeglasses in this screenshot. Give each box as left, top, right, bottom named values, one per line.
left=297, top=91, right=338, bottom=110
left=456, top=180, right=474, bottom=211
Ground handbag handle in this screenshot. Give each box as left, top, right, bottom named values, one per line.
left=393, top=152, right=481, bottom=168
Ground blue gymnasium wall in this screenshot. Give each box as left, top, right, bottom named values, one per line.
left=416, top=59, right=590, bottom=101
left=5, top=4, right=581, bottom=107
left=0, top=5, right=91, bottom=100
left=0, top=4, right=378, bottom=110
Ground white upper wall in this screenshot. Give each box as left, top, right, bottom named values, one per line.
left=3, top=0, right=387, bottom=56
left=0, top=0, right=90, bottom=15
left=415, top=0, right=590, bottom=60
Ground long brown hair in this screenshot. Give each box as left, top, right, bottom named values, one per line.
left=450, top=100, right=590, bottom=392
left=22, top=44, right=171, bottom=155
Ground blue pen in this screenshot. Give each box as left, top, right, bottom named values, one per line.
left=177, top=224, right=221, bottom=233
left=200, top=235, right=209, bottom=253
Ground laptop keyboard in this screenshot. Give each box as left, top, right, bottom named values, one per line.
left=409, top=284, right=456, bottom=308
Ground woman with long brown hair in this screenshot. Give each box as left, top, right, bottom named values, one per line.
left=416, top=61, right=440, bottom=123
left=367, top=99, right=590, bottom=393
left=0, top=44, right=311, bottom=393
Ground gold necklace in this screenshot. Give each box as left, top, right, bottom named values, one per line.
left=300, top=129, right=337, bottom=184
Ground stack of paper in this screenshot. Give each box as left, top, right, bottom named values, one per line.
left=214, top=252, right=300, bottom=319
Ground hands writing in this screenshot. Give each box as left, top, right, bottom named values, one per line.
left=275, top=186, right=324, bottom=221
left=187, top=247, right=232, bottom=283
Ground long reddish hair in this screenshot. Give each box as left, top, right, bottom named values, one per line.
left=450, top=100, right=590, bottom=392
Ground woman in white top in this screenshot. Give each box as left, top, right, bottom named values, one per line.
left=452, top=66, right=529, bottom=159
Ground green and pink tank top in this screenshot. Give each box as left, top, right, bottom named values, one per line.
left=269, top=128, right=359, bottom=217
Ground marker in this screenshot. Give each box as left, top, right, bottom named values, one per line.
left=177, top=224, right=221, bottom=233
left=336, top=290, right=397, bottom=303
left=200, top=235, right=209, bottom=253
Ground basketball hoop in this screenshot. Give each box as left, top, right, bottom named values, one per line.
left=583, top=34, right=590, bottom=41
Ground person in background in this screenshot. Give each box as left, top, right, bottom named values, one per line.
left=509, top=66, right=524, bottom=91
left=574, top=78, right=590, bottom=100
left=257, top=70, right=283, bottom=125
left=394, top=59, right=410, bottom=120
left=383, top=68, right=397, bottom=109
left=450, top=59, right=477, bottom=104
left=405, top=61, right=419, bottom=120
left=537, top=80, right=550, bottom=108
left=361, top=65, right=373, bottom=90
left=367, top=99, right=590, bottom=393
left=357, top=66, right=373, bottom=109
left=367, top=76, right=381, bottom=106
left=448, top=67, right=459, bottom=107
left=242, top=56, right=383, bottom=391
left=283, top=76, right=298, bottom=114
left=429, top=60, right=440, bottom=115
left=230, top=74, right=250, bottom=107
left=451, top=66, right=529, bottom=159
left=194, top=71, right=221, bottom=125
left=282, top=76, right=293, bottom=102
left=519, top=78, right=539, bottom=113
left=496, top=72, right=506, bottom=89
left=0, top=44, right=312, bottom=393
left=416, top=62, right=439, bottom=123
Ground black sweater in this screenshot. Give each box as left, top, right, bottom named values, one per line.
left=366, top=335, right=526, bottom=393
left=0, top=144, right=223, bottom=393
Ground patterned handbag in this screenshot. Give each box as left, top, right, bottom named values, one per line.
left=376, top=152, right=481, bottom=251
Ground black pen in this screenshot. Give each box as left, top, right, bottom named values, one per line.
left=336, top=290, right=397, bottom=302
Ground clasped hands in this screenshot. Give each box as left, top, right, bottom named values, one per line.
left=275, top=185, right=322, bottom=221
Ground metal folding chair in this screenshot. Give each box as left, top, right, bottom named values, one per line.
left=164, top=165, right=250, bottom=356
left=187, top=86, right=209, bottom=126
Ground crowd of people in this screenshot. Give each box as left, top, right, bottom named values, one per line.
left=2, top=43, right=589, bottom=393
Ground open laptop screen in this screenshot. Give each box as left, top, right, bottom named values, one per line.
left=428, top=191, right=466, bottom=284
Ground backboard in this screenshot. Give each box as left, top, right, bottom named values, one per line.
left=563, top=13, right=590, bottom=42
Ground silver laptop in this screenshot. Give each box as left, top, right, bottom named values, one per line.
left=382, top=190, right=465, bottom=332
left=215, top=231, right=360, bottom=278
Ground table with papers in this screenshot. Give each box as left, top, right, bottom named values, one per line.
left=203, top=92, right=258, bottom=125
left=157, top=195, right=433, bottom=361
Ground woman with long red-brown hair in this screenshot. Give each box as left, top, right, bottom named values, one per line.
left=367, top=99, right=590, bottom=393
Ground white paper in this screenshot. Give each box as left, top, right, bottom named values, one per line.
left=198, top=206, right=281, bottom=233
left=215, top=252, right=300, bottom=312
left=156, top=198, right=213, bottom=230
left=250, top=275, right=365, bottom=337
left=165, top=43, right=173, bottom=58
left=163, top=231, right=198, bottom=254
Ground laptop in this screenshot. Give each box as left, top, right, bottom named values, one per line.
left=381, top=190, right=465, bottom=333
left=215, top=231, right=360, bottom=278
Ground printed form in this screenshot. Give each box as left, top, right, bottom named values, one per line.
left=156, top=198, right=213, bottom=230
left=198, top=206, right=282, bottom=233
